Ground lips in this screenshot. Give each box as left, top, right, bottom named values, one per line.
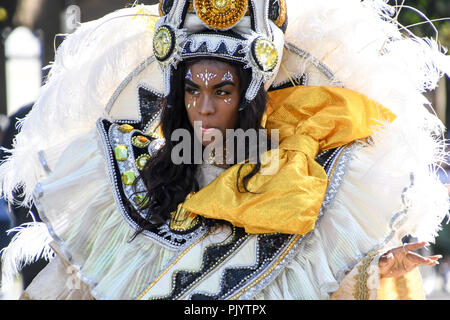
left=201, top=127, right=216, bottom=135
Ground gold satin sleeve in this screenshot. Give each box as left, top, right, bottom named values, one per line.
left=182, top=86, right=396, bottom=235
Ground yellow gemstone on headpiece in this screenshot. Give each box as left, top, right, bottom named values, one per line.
left=153, top=26, right=173, bottom=60
left=122, top=170, right=136, bottom=185
left=254, top=38, right=279, bottom=72
left=115, top=145, right=129, bottom=161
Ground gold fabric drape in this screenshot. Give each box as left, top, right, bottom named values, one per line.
left=182, top=86, right=396, bottom=235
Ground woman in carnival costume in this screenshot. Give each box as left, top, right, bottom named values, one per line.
left=0, top=0, right=449, bottom=300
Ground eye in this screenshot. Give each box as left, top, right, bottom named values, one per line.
left=185, top=87, right=200, bottom=96
left=216, top=90, right=230, bottom=96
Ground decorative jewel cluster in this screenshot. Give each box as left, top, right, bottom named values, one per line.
left=111, top=123, right=163, bottom=211
left=98, top=118, right=210, bottom=250
left=221, top=70, right=234, bottom=82
left=252, top=38, right=279, bottom=73
left=153, top=25, right=175, bottom=61
left=196, top=69, right=217, bottom=88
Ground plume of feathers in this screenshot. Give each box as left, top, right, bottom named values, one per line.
left=0, top=5, right=158, bottom=205
left=0, top=221, right=54, bottom=292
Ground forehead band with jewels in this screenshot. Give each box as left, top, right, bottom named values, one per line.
left=197, top=70, right=217, bottom=88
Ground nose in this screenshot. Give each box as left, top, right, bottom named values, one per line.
left=197, top=95, right=215, bottom=116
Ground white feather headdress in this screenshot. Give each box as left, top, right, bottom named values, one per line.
left=0, top=0, right=449, bottom=288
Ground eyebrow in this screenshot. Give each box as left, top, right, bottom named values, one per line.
left=212, top=81, right=235, bottom=89
left=185, top=79, right=236, bottom=89
left=185, top=79, right=200, bottom=88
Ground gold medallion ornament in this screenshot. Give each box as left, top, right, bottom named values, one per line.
left=153, top=25, right=175, bottom=61
left=252, top=37, right=279, bottom=72
left=194, top=0, right=248, bottom=30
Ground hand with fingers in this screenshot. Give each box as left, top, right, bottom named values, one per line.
left=379, top=242, right=442, bottom=278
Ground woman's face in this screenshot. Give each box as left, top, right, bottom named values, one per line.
left=184, top=60, right=241, bottom=146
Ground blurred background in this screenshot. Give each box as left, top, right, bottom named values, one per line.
left=0, top=0, right=449, bottom=299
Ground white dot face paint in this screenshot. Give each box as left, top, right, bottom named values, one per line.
left=224, top=98, right=232, bottom=105
left=196, top=69, right=217, bottom=88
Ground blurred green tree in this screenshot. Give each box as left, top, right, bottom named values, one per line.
left=394, top=0, right=450, bottom=48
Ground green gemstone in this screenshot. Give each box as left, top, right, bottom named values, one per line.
left=114, top=145, right=129, bottom=161
left=136, top=154, right=151, bottom=170
left=134, top=194, right=149, bottom=208
left=122, top=170, right=136, bottom=185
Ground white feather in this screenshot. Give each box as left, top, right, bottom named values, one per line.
left=0, top=5, right=159, bottom=205
left=0, top=222, right=54, bottom=292
left=283, top=0, right=450, bottom=240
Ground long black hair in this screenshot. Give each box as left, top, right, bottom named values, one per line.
left=131, top=58, right=269, bottom=234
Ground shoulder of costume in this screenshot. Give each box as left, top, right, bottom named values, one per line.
left=0, top=4, right=161, bottom=204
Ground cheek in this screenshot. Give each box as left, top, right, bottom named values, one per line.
left=184, top=96, right=197, bottom=119
left=184, top=94, right=192, bottom=108
left=185, top=106, right=197, bottom=128
left=229, top=93, right=241, bottom=125
left=219, top=98, right=240, bottom=129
